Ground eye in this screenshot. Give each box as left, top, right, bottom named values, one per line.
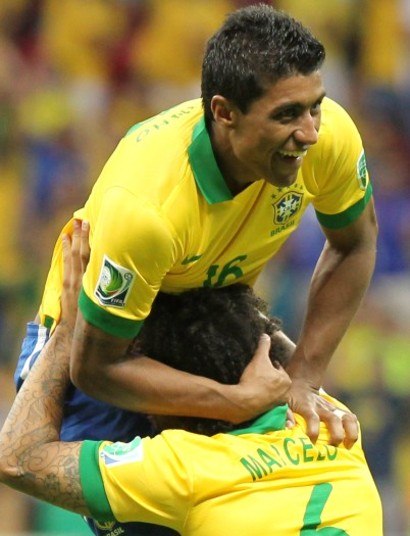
left=272, top=107, right=300, bottom=123
left=310, top=100, right=323, bottom=116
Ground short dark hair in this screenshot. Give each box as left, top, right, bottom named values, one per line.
left=138, top=284, right=288, bottom=435
left=201, top=3, right=325, bottom=123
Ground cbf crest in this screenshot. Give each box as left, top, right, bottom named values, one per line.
left=94, top=521, right=116, bottom=531
left=272, top=191, right=303, bottom=225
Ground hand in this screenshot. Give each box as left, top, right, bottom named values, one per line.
left=288, top=378, right=359, bottom=448
left=61, top=219, right=90, bottom=329
left=229, top=334, right=292, bottom=423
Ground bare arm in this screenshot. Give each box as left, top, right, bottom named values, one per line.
left=0, top=229, right=91, bottom=516
left=70, top=319, right=291, bottom=424
left=289, top=199, right=378, bottom=383
left=287, top=199, right=378, bottom=445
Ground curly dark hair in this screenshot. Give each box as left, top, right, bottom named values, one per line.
left=201, top=3, right=325, bottom=124
left=138, top=284, right=289, bottom=435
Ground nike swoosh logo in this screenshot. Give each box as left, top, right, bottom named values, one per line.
left=181, top=254, right=203, bottom=265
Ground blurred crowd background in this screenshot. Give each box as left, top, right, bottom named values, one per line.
left=0, top=0, right=409, bottom=534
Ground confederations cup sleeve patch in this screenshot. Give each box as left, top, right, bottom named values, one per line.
left=100, top=437, right=144, bottom=467
left=94, top=255, right=135, bottom=308
left=356, top=150, right=368, bottom=191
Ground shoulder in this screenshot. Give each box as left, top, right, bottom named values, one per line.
left=98, top=99, right=204, bottom=206
left=316, top=97, right=363, bottom=156
left=302, top=97, right=366, bottom=193
left=123, top=98, right=203, bottom=149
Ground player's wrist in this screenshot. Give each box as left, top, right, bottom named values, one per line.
left=287, top=351, right=324, bottom=390
left=52, top=322, right=75, bottom=364
left=217, top=383, right=262, bottom=424
left=56, top=319, right=75, bottom=336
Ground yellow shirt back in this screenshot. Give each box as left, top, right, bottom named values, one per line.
left=80, top=395, right=382, bottom=535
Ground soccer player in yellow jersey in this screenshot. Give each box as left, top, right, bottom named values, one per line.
left=15, top=1, right=376, bottom=497
left=1, top=226, right=382, bottom=535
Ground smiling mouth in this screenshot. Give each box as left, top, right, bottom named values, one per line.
left=277, top=149, right=308, bottom=159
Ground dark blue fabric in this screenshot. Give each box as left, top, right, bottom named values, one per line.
left=14, top=323, right=154, bottom=441
left=14, top=322, right=47, bottom=389
left=85, top=518, right=179, bottom=536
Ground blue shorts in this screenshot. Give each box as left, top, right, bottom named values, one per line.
left=15, top=322, right=179, bottom=536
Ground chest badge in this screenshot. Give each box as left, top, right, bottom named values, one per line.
left=272, top=191, right=304, bottom=225
left=94, top=521, right=116, bottom=531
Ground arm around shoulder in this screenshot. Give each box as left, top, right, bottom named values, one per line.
left=69, top=311, right=134, bottom=402
left=70, top=313, right=292, bottom=422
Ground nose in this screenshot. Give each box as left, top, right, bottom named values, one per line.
left=294, top=112, right=319, bottom=146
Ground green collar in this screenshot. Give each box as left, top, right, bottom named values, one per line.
left=188, top=117, right=233, bottom=204
left=228, top=405, right=288, bottom=436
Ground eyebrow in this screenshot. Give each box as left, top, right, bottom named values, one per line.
left=271, top=91, right=327, bottom=115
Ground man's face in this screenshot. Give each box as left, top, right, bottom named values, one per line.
left=229, top=71, right=326, bottom=188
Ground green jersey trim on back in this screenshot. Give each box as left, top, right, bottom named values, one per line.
left=79, top=287, right=144, bottom=338
left=315, top=182, right=373, bottom=229
left=188, top=117, right=233, bottom=204
left=228, top=405, right=288, bottom=436
left=80, top=440, right=115, bottom=522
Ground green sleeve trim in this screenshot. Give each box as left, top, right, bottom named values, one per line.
left=80, top=440, right=115, bottom=522
left=43, top=315, right=54, bottom=330
left=79, top=287, right=144, bottom=339
left=315, top=182, right=373, bottom=229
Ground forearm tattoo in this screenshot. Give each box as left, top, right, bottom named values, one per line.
left=0, top=325, right=89, bottom=515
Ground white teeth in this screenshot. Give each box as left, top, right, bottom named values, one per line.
left=278, top=150, right=308, bottom=158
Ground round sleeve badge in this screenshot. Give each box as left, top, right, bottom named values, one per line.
left=356, top=150, right=368, bottom=191
left=95, top=255, right=135, bottom=307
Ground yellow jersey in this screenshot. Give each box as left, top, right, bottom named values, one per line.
left=39, top=98, right=372, bottom=337
left=80, top=394, right=382, bottom=535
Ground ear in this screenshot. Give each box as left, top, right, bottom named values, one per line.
left=210, top=95, right=239, bottom=128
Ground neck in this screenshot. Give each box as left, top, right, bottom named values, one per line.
left=208, top=121, right=254, bottom=195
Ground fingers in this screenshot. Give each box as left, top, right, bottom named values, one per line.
left=285, top=408, right=295, bottom=429
left=71, top=219, right=82, bottom=259
left=60, top=220, right=90, bottom=326
left=301, top=407, right=347, bottom=446
left=80, top=220, right=91, bottom=272
left=289, top=384, right=359, bottom=448
left=235, top=334, right=292, bottom=422
left=315, top=404, right=359, bottom=448
left=253, top=335, right=292, bottom=391
left=61, top=219, right=89, bottom=294
left=304, top=411, right=320, bottom=444
left=318, top=408, right=345, bottom=447
left=61, top=233, right=72, bottom=288
left=257, top=333, right=271, bottom=352
left=71, top=219, right=90, bottom=280
left=336, top=410, right=359, bottom=449
left=244, top=334, right=275, bottom=375
left=253, top=334, right=272, bottom=366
